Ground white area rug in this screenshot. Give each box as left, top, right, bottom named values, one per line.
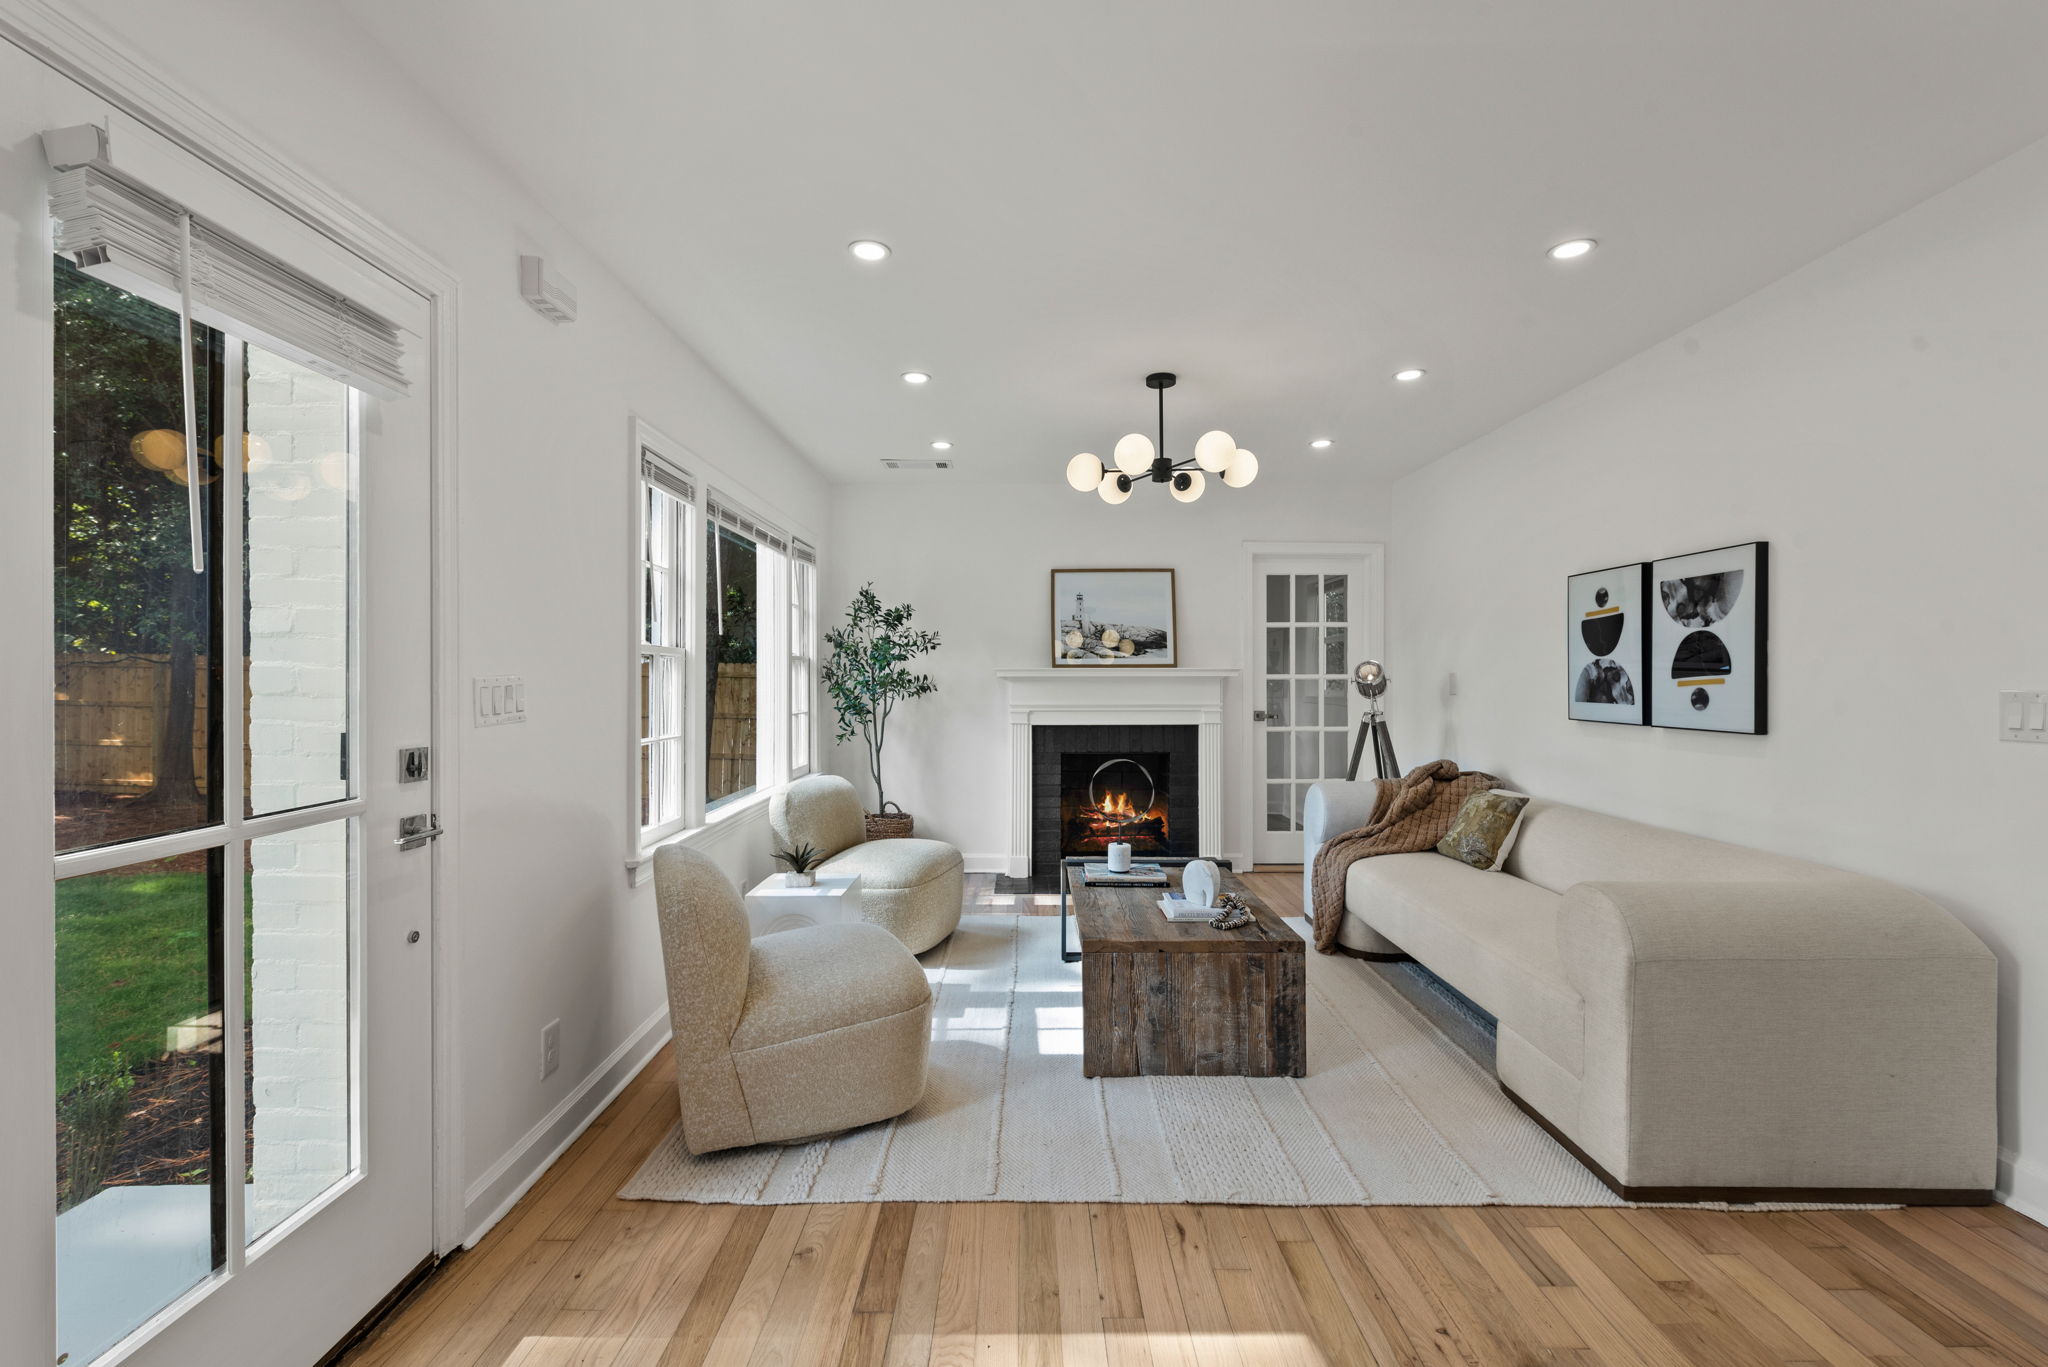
left=623, top=913, right=1635, bottom=1206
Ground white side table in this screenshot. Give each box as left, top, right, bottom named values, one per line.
left=743, top=872, right=864, bottom=939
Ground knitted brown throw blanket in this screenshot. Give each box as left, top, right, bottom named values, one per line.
left=1309, top=759, right=1502, bottom=953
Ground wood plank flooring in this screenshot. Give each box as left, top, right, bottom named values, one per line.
left=341, top=870, right=2048, bottom=1367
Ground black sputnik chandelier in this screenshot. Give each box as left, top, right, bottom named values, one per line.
left=1064, top=372, right=1259, bottom=504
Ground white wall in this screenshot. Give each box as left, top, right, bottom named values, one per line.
left=31, top=0, right=833, bottom=1242
left=824, top=469, right=1393, bottom=868
left=1390, top=136, right=2048, bottom=1213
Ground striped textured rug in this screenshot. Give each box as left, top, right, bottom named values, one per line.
left=621, top=912, right=1626, bottom=1206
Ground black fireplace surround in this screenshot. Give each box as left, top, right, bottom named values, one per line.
left=1031, top=724, right=1198, bottom=882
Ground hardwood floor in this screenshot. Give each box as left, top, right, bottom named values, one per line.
left=341, top=870, right=2048, bottom=1367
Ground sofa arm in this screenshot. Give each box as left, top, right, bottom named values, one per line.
left=1302, top=779, right=1382, bottom=919
left=1554, top=879, right=1997, bottom=1193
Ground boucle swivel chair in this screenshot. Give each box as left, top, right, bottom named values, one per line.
left=652, top=843, right=932, bottom=1154
left=769, top=774, right=964, bottom=953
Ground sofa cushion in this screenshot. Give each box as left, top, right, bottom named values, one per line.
left=1346, top=852, right=1583, bottom=1074
left=821, top=837, right=963, bottom=892
left=1503, top=799, right=1860, bottom=896
left=733, top=922, right=933, bottom=1052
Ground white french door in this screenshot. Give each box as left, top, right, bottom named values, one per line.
left=1249, top=551, right=1380, bottom=866
left=2, top=39, right=437, bottom=1367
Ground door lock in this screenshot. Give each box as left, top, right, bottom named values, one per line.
left=1252, top=709, right=1271, bottom=722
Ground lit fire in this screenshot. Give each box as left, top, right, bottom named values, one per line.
left=1078, top=789, right=1166, bottom=839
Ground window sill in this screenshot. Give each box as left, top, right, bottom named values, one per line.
left=625, top=788, right=778, bottom=886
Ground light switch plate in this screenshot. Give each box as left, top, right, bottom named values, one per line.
left=474, top=675, right=527, bottom=728
left=2000, top=690, right=2047, bottom=743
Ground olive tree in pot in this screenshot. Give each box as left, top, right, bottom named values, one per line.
left=821, top=584, right=939, bottom=839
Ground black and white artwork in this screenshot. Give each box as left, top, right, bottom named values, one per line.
left=1650, top=542, right=1768, bottom=733
left=1051, top=568, right=1177, bottom=667
left=1566, top=563, right=1648, bottom=724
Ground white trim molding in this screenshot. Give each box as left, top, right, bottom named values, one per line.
left=995, top=669, right=1237, bottom=879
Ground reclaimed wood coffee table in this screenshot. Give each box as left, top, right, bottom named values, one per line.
left=1063, top=858, right=1305, bottom=1078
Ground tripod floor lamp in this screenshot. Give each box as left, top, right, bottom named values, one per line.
left=1346, top=660, right=1401, bottom=782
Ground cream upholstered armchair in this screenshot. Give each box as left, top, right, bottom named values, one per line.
left=770, top=775, right=964, bottom=953
left=652, top=843, right=933, bottom=1155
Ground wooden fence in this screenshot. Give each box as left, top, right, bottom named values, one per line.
left=54, top=654, right=212, bottom=796
left=707, top=663, right=757, bottom=800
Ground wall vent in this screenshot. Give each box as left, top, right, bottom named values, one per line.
left=519, top=255, right=577, bottom=323
left=881, top=458, right=952, bottom=470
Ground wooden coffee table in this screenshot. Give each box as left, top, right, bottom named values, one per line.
left=1064, top=858, right=1305, bottom=1078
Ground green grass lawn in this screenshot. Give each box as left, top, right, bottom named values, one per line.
left=54, top=868, right=218, bottom=1093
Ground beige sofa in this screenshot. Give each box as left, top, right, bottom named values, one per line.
left=1305, top=784, right=1997, bottom=1202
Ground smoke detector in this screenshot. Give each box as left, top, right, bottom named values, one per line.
left=881, top=458, right=952, bottom=470
left=519, top=255, right=577, bottom=323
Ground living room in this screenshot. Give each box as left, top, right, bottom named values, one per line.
left=2, top=3, right=2045, bottom=1365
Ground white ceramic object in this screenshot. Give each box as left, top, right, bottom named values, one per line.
left=1106, top=842, right=1133, bottom=873
left=743, top=872, right=862, bottom=939
left=1181, top=859, right=1219, bottom=909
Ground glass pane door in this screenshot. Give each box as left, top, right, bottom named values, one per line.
left=1254, top=562, right=1359, bottom=865
left=51, top=265, right=365, bottom=1365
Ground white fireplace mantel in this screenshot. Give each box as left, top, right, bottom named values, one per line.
left=996, top=668, right=1236, bottom=878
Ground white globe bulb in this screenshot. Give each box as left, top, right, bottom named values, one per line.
left=1065, top=452, right=1103, bottom=492
left=1194, top=430, right=1236, bottom=472
left=1223, top=448, right=1259, bottom=488
left=1112, top=432, right=1154, bottom=476
left=1170, top=469, right=1206, bottom=503
left=1097, top=470, right=1132, bottom=505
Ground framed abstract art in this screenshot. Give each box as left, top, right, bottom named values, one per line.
left=1648, top=541, right=1769, bottom=733
left=1566, top=562, right=1650, bottom=725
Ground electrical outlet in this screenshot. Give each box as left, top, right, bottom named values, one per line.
left=541, top=1019, right=561, bottom=1080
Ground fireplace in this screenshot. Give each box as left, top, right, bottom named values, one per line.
left=1032, top=724, right=1197, bottom=881
left=1060, top=752, right=1171, bottom=857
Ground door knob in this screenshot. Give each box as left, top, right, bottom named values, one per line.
left=1252, top=709, right=1271, bottom=722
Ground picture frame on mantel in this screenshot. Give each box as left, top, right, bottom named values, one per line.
left=1051, top=568, right=1178, bottom=667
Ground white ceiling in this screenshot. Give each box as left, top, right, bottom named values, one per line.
left=337, top=0, right=2048, bottom=485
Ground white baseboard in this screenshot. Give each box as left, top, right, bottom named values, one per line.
left=2000, top=1146, right=2048, bottom=1224
left=961, top=854, right=1008, bottom=874
left=460, top=1005, right=672, bottom=1247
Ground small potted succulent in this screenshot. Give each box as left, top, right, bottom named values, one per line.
left=771, top=842, right=825, bottom=888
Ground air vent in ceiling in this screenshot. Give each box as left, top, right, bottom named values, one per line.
left=881, top=458, right=952, bottom=470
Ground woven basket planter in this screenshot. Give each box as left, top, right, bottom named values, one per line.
left=865, top=811, right=914, bottom=840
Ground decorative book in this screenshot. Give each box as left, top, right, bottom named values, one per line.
left=1156, top=893, right=1215, bottom=923
left=1082, top=861, right=1168, bottom=886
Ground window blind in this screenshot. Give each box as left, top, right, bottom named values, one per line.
left=792, top=538, right=817, bottom=566
left=49, top=163, right=409, bottom=399
left=707, top=492, right=788, bottom=554
left=641, top=447, right=696, bottom=503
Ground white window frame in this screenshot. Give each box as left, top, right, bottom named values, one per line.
left=633, top=425, right=698, bottom=849
left=789, top=542, right=818, bottom=778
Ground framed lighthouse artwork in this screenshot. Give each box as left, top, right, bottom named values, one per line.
left=1050, top=569, right=1178, bottom=667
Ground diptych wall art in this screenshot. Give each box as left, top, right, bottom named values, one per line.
left=1566, top=562, right=1649, bottom=725
left=1567, top=542, right=1769, bottom=733
left=1648, top=541, right=1769, bottom=733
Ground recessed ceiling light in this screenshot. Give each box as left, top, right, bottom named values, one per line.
left=1548, top=238, right=1596, bottom=261
left=930, top=440, right=952, bottom=450
left=901, top=371, right=930, bottom=385
left=1393, top=368, right=1426, bottom=382
left=1310, top=439, right=1333, bottom=450
left=848, top=240, right=890, bottom=262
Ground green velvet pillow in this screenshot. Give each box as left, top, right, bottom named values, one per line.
left=1435, top=790, right=1532, bottom=872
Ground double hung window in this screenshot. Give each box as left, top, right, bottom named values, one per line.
left=638, top=449, right=695, bottom=845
